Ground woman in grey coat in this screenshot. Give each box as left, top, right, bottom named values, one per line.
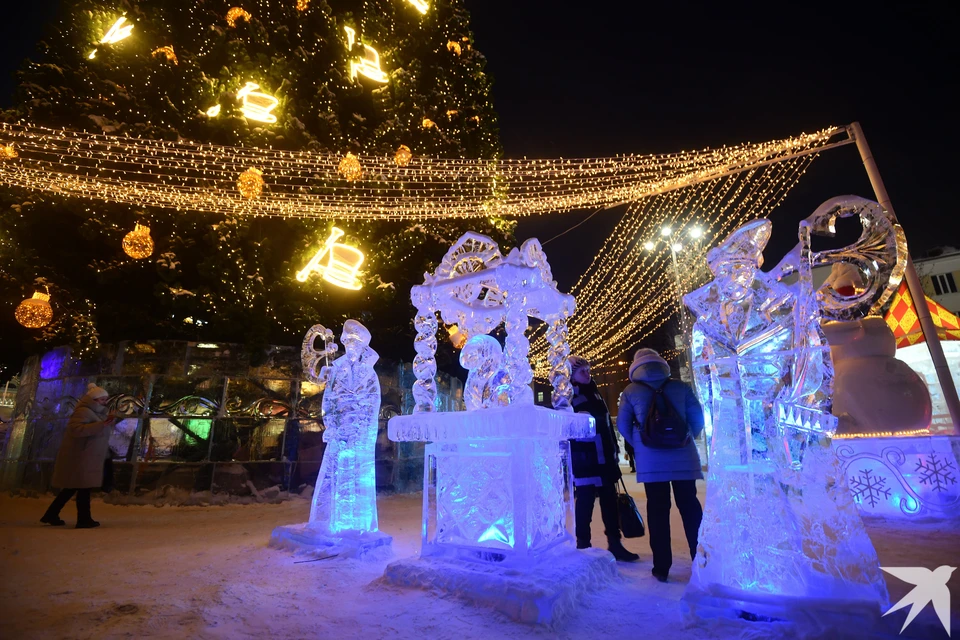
left=41, top=383, right=115, bottom=528
left=617, top=348, right=704, bottom=582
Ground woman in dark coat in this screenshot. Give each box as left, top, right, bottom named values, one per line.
left=41, top=383, right=115, bottom=528
left=569, top=356, right=639, bottom=562
left=617, top=348, right=704, bottom=582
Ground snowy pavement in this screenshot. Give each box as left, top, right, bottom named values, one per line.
left=1, top=475, right=957, bottom=639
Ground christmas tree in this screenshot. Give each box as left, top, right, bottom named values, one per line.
left=0, top=0, right=513, bottom=373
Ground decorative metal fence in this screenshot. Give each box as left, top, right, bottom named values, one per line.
left=0, top=341, right=463, bottom=497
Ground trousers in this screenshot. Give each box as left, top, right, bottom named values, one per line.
left=44, top=488, right=92, bottom=521
left=574, top=482, right=621, bottom=545
left=643, top=480, right=702, bottom=576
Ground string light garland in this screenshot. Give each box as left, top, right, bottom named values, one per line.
left=237, top=167, right=264, bottom=199
left=151, top=46, right=178, bottom=65
left=528, top=136, right=838, bottom=379
left=15, top=290, right=53, bottom=329
left=395, top=145, right=413, bottom=167
left=122, top=223, right=154, bottom=259
left=0, top=122, right=847, bottom=221
left=226, top=7, right=253, bottom=28
left=338, top=153, right=363, bottom=181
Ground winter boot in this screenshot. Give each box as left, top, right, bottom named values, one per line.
left=608, top=540, right=640, bottom=562
left=76, top=519, right=101, bottom=529
left=652, top=569, right=668, bottom=582
left=40, top=514, right=65, bottom=526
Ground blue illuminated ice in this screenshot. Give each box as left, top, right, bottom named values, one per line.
left=682, top=203, right=898, bottom=625
left=270, top=319, right=390, bottom=557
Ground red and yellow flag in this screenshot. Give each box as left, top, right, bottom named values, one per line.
left=884, top=281, right=960, bottom=348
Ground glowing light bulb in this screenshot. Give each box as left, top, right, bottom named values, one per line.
left=661, top=227, right=672, bottom=237
left=405, top=0, right=429, bottom=14
left=689, top=226, right=703, bottom=239
left=642, top=241, right=655, bottom=251
left=672, top=242, right=683, bottom=252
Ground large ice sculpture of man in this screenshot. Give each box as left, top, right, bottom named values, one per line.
left=682, top=220, right=888, bottom=623
left=309, top=319, right=382, bottom=534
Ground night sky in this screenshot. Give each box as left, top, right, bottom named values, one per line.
left=1, top=1, right=956, bottom=293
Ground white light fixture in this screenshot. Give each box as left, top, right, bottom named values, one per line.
left=642, top=241, right=655, bottom=251
left=689, top=227, right=703, bottom=239
left=672, top=242, right=683, bottom=252
left=660, top=227, right=672, bottom=237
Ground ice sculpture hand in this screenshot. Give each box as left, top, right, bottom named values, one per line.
left=308, top=319, right=382, bottom=534
left=460, top=334, right=511, bottom=411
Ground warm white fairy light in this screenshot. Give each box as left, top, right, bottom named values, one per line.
left=88, top=16, right=134, bottom=58
left=0, top=122, right=847, bottom=222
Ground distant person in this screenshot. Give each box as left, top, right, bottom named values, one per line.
left=568, top=355, right=640, bottom=562
left=617, top=349, right=704, bottom=582
left=41, top=383, right=116, bottom=528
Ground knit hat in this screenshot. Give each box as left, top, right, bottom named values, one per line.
left=628, top=348, right=670, bottom=381
left=567, top=355, right=589, bottom=378
left=84, top=383, right=109, bottom=400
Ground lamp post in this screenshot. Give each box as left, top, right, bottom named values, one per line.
left=642, top=225, right=708, bottom=380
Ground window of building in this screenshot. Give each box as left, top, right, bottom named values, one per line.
left=931, top=273, right=958, bottom=296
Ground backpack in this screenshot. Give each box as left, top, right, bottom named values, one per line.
left=636, top=380, right=690, bottom=449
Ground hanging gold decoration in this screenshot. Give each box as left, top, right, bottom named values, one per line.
left=422, top=118, right=436, bottom=129
left=395, top=145, right=413, bottom=167
left=237, top=167, right=264, bottom=199
left=296, top=0, right=310, bottom=10
left=338, top=153, right=362, bottom=181
left=446, top=40, right=462, bottom=56
left=1, top=144, right=16, bottom=158
left=446, top=109, right=458, bottom=117
left=226, top=7, right=252, bottom=28
left=122, top=223, right=154, bottom=259
left=15, top=291, right=53, bottom=329
left=151, top=46, right=178, bottom=65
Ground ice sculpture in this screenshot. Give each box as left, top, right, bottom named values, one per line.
left=270, top=320, right=391, bottom=557
left=682, top=208, right=893, bottom=625
left=383, top=233, right=613, bottom=624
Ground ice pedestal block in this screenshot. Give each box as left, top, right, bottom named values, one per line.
left=835, top=435, right=960, bottom=519
left=381, top=546, right=616, bottom=625
left=388, top=404, right=593, bottom=563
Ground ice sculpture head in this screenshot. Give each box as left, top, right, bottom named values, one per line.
left=341, top=319, right=371, bottom=358
left=707, top=219, right=771, bottom=302
left=460, top=334, right=510, bottom=411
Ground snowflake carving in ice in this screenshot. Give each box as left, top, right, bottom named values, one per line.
left=915, top=453, right=957, bottom=493
left=849, top=468, right=892, bottom=508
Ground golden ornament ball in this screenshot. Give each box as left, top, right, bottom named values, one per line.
left=446, top=40, right=462, bottom=56
left=123, top=223, right=154, bottom=259
left=395, top=145, right=413, bottom=167
left=237, top=167, right=264, bottom=199
left=338, top=153, right=363, bottom=181
left=226, top=7, right=252, bottom=28
left=422, top=118, right=436, bottom=129
left=1, top=144, right=16, bottom=159
left=15, top=291, right=53, bottom=329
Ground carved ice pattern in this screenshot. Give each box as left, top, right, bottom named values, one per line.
left=915, top=453, right=957, bottom=492
left=849, top=468, right=892, bottom=507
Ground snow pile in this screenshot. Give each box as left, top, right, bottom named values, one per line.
left=101, top=483, right=313, bottom=507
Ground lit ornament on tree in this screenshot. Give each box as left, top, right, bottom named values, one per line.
left=88, top=16, right=134, bottom=59
left=122, top=223, right=154, bottom=259
left=338, top=153, right=362, bottom=181
left=422, top=118, right=436, bottom=129
left=343, top=27, right=389, bottom=84
left=206, top=82, right=279, bottom=123
left=15, top=290, right=53, bottom=329
left=151, top=46, right=178, bottom=65
left=395, top=145, right=412, bottom=167
left=296, top=227, right=365, bottom=291
left=225, top=7, right=252, bottom=28
left=1, top=144, right=16, bottom=158
left=237, top=167, right=264, bottom=199
left=405, top=0, right=429, bottom=14
left=446, top=40, right=462, bottom=55
left=296, top=0, right=310, bottom=10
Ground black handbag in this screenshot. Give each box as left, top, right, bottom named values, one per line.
left=616, top=478, right=645, bottom=538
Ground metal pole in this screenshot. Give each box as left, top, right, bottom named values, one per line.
left=847, top=121, right=960, bottom=434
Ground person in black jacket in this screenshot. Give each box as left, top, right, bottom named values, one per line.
left=568, top=355, right=640, bottom=562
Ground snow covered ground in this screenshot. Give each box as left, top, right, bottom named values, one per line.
left=1, top=475, right=957, bottom=639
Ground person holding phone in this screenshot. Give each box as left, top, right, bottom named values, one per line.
left=41, top=383, right=116, bottom=529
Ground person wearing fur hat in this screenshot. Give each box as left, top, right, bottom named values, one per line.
left=617, top=349, right=704, bottom=582
left=568, top=355, right=640, bottom=562
left=41, top=383, right=116, bottom=528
